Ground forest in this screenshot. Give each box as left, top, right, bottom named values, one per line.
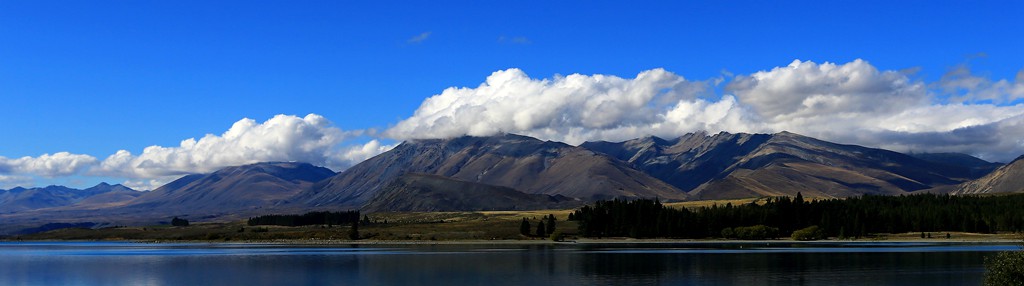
left=247, top=210, right=360, bottom=227
left=568, top=193, right=1024, bottom=239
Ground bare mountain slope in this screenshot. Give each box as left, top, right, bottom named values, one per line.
left=583, top=131, right=987, bottom=200
left=363, top=173, right=579, bottom=212
left=954, top=155, right=1024, bottom=195
left=294, top=134, right=686, bottom=209
left=123, top=162, right=336, bottom=214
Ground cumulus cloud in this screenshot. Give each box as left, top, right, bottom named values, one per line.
left=726, top=60, right=1024, bottom=161
left=727, top=59, right=928, bottom=121
left=385, top=61, right=1024, bottom=162
left=95, top=114, right=387, bottom=179
left=385, top=68, right=755, bottom=144
left=0, top=152, right=98, bottom=177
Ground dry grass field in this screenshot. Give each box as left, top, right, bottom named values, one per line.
left=13, top=209, right=580, bottom=242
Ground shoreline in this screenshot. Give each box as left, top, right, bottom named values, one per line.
left=5, top=237, right=1020, bottom=246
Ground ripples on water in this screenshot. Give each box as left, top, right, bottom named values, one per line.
left=0, top=242, right=1016, bottom=285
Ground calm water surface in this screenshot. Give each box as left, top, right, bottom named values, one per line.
left=0, top=241, right=1017, bottom=285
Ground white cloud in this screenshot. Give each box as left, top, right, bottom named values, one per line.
left=407, top=32, right=431, bottom=44
left=121, top=177, right=178, bottom=192
left=726, top=59, right=1024, bottom=161
left=0, top=175, right=32, bottom=189
left=5, top=60, right=1024, bottom=188
left=330, top=140, right=397, bottom=170
left=498, top=36, right=531, bottom=44
left=939, top=65, right=1024, bottom=103
left=385, top=68, right=737, bottom=144
left=94, top=114, right=372, bottom=179
left=727, top=59, right=928, bottom=121
left=386, top=61, right=1024, bottom=162
left=0, top=152, right=98, bottom=178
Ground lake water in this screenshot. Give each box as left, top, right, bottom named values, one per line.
left=0, top=241, right=1017, bottom=285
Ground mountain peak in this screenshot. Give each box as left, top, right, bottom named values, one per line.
left=295, top=132, right=686, bottom=208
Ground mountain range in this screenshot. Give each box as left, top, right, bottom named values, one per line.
left=0, top=183, right=138, bottom=214
left=1, top=131, right=1021, bottom=234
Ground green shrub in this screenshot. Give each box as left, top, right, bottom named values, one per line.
left=791, top=225, right=827, bottom=241
left=732, top=225, right=779, bottom=240
left=549, top=231, right=563, bottom=242
left=984, top=249, right=1024, bottom=286
left=721, top=228, right=735, bottom=239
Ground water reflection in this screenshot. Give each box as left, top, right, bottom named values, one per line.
left=0, top=242, right=1014, bottom=285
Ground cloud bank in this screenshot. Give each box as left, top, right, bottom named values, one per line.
left=0, top=152, right=98, bottom=178
left=386, top=60, right=1024, bottom=162
left=0, top=114, right=395, bottom=190
left=3, top=59, right=1023, bottom=189
left=95, top=114, right=390, bottom=180
left=384, top=68, right=759, bottom=144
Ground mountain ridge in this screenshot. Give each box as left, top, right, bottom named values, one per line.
left=292, top=133, right=687, bottom=209
left=581, top=131, right=996, bottom=199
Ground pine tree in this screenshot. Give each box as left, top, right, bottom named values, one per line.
left=520, top=218, right=531, bottom=236
left=171, top=217, right=189, bottom=227
left=348, top=222, right=360, bottom=240
left=536, top=221, right=547, bottom=237
left=546, top=214, right=556, bottom=235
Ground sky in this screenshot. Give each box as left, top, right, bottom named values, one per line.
left=1, top=1, right=1023, bottom=190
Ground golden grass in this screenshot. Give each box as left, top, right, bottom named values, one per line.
left=14, top=209, right=581, bottom=242
left=664, top=198, right=763, bottom=209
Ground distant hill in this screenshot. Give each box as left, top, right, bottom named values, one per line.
left=122, top=162, right=336, bottom=215
left=74, top=183, right=142, bottom=208
left=292, top=134, right=686, bottom=209
left=363, top=173, right=580, bottom=212
left=582, top=131, right=989, bottom=200
left=953, top=155, right=1024, bottom=195
left=0, top=183, right=136, bottom=213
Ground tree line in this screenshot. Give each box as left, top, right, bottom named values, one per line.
left=569, top=193, right=1024, bottom=239
left=520, top=214, right=557, bottom=238
left=247, top=210, right=360, bottom=227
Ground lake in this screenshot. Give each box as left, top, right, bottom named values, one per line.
left=0, top=241, right=1017, bottom=285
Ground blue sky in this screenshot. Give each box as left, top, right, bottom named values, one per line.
left=2, top=1, right=1023, bottom=189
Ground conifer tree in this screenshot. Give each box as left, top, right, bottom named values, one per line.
left=348, top=221, right=359, bottom=240
left=546, top=214, right=556, bottom=235
left=520, top=218, right=531, bottom=236
left=536, top=221, right=547, bottom=237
